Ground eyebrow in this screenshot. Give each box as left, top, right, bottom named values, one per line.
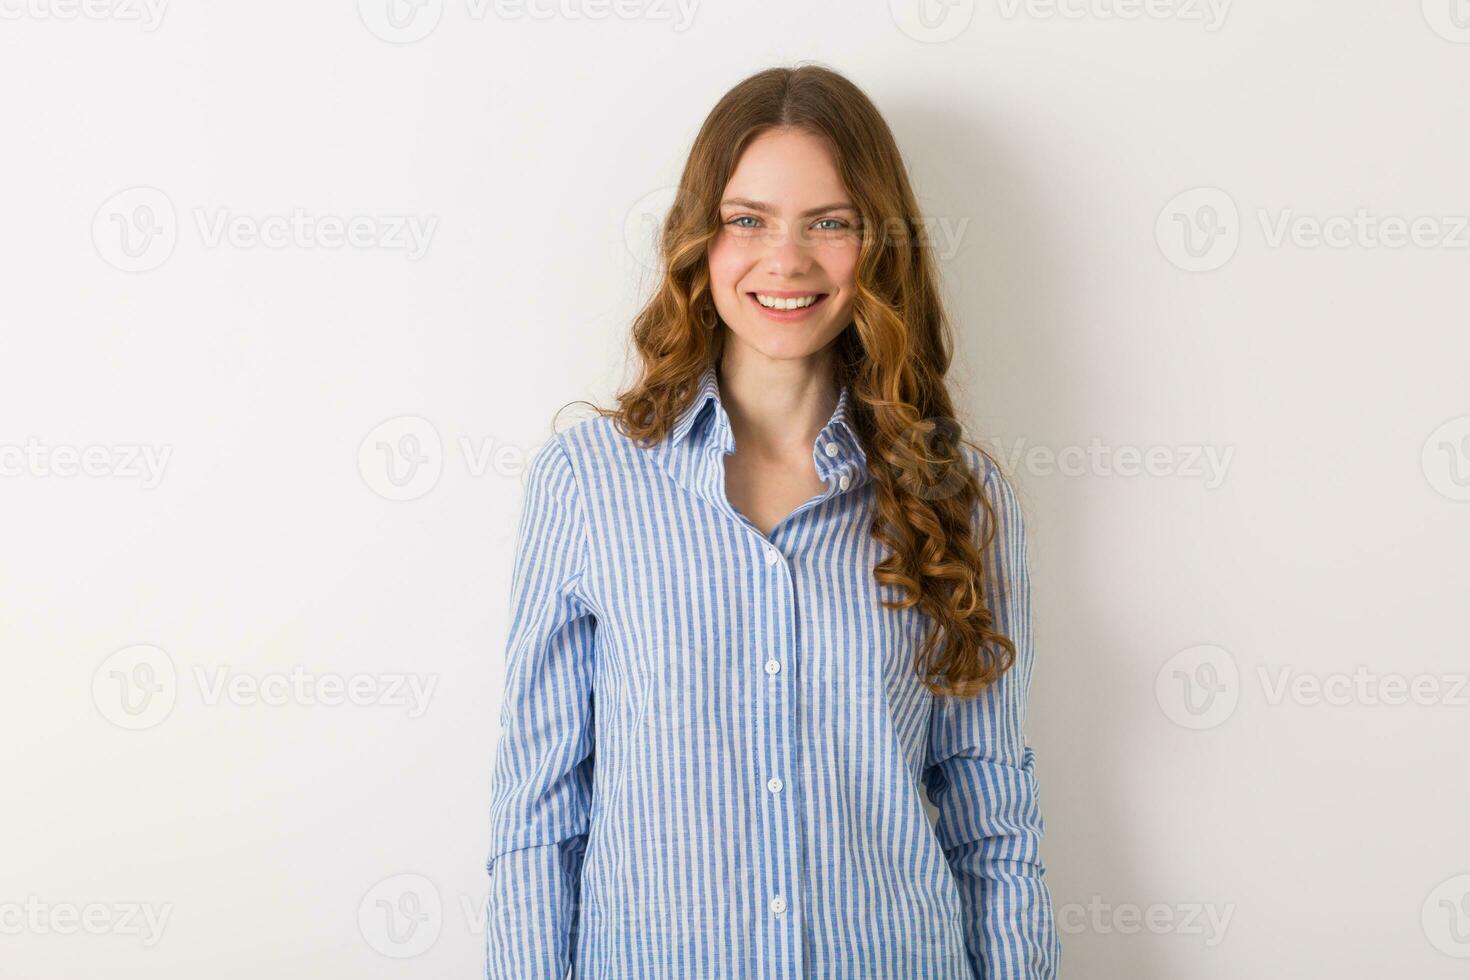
left=720, top=198, right=858, bottom=217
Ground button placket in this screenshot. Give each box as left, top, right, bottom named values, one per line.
left=757, top=535, right=800, bottom=953
left=819, top=433, right=860, bottom=500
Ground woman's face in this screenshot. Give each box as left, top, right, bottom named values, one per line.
left=707, top=127, right=861, bottom=362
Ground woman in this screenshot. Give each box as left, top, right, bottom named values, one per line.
left=485, top=63, right=1060, bottom=979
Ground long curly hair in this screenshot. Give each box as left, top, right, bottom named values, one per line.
left=574, top=63, right=1020, bottom=699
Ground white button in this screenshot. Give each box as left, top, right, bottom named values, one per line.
left=764, top=546, right=779, bottom=565
left=764, top=659, right=781, bottom=675
left=824, top=442, right=839, bottom=457
left=838, top=473, right=850, bottom=491
left=767, top=777, right=783, bottom=793
left=770, top=895, right=787, bottom=915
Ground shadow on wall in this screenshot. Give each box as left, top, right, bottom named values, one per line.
left=897, top=100, right=1157, bottom=980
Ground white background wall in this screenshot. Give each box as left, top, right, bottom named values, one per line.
left=3, top=2, right=1468, bottom=977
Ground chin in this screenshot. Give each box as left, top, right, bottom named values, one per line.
left=732, top=327, right=831, bottom=361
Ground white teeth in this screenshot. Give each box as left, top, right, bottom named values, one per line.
left=754, top=293, right=819, bottom=310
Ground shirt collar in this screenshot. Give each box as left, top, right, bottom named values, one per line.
left=668, top=362, right=870, bottom=485
left=668, top=362, right=725, bottom=448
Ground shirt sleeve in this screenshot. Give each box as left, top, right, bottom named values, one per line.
left=922, top=457, right=1061, bottom=980
left=484, top=433, right=597, bottom=980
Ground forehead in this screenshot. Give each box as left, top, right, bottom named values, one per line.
left=722, top=128, right=849, bottom=206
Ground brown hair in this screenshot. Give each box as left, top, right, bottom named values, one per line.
left=573, top=63, right=1019, bottom=699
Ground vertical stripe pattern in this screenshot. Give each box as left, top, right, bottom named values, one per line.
left=485, top=363, right=1061, bottom=979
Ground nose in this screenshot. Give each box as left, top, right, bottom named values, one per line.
left=759, top=221, right=814, bottom=278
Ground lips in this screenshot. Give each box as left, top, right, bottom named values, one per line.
left=746, top=291, right=829, bottom=320
left=751, top=290, right=824, bottom=300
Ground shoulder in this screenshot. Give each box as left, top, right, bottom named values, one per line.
left=519, top=428, right=581, bottom=518
left=958, top=440, right=1023, bottom=514
left=957, top=440, right=1028, bottom=549
left=524, top=413, right=658, bottom=490
left=547, top=413, right=646, bottom=471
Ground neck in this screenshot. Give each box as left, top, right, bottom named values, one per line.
left=716, top=347, right=839, bottom=461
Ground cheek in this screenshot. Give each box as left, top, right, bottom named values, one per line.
left=817, top=243, right=859, bottom=328
left=819, top=240, right=860, bottom=297
left=706, top=234, right=745, bottom=294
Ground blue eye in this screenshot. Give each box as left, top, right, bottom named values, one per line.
left=727, top=216, right=760, bottom=229
left=813, top=218, right=848, bottom=231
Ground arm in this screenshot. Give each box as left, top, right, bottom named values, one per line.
left=923, top=458, right=1061, bottom=979
left=484, top=433, right=596, bottom=980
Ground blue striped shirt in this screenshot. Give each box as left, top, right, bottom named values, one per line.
left=484, top=363, right=1061, bottom=979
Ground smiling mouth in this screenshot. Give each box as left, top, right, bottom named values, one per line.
left=746, top=291, right=829, bottom=315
